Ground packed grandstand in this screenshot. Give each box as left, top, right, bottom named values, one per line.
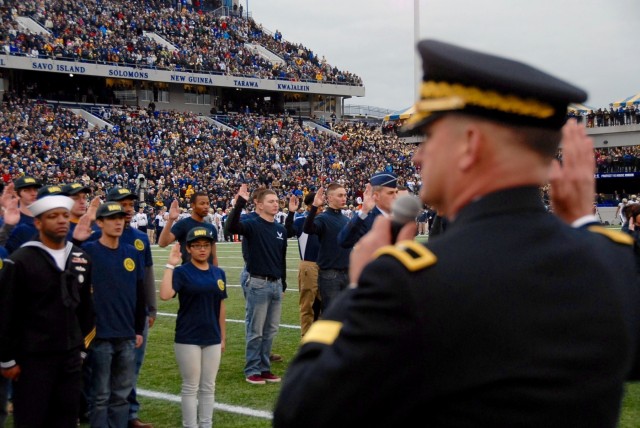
left=0, top=96, right=417, bottom=210
left=0, top=0, right=637, bottom=207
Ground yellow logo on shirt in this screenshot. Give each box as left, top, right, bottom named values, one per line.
left=134, top=239, right=145, bottom=251
left=124, top=258, right=135, bottom=272
left=0, top=259, right=3, bottom=270
left=218, top=279, right=225, bottom=291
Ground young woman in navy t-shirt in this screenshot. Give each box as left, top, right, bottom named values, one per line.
left=160, top=227, right=227, bottom=428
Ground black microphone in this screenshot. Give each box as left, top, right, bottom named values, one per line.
left=390, top=194, right=422, bottom=243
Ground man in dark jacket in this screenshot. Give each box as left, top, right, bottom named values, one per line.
left=274, top=39, right=640, bottom=428
left=0, top=194, right=94, bottom=427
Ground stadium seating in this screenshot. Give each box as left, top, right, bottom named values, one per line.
left=2, top=0, right=362, bottom=85
left=0, top=97, right=416, bottom=210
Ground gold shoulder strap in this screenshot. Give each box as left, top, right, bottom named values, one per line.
left=587, top=226, right=634, bottom=245
left=301, top=320, right=343, bottom=346
left=373, top=240, right=437, bottom=272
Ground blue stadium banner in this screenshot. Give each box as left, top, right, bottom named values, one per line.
left=0, top=55, right=363, bottom=97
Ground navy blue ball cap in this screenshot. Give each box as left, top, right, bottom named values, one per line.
left=186, top=227, right=215, bottom=243
left=402, top=39, right=588, bottom=134
left=14, top=176, right=42, bottom=190
left=370, top=172, right=398, bottom=188
left=107, top=187, right=138, bottom=201
left=37, top=185, right=64, bottom=199
left=96, top=202, right=125, bottom=219
left=62, top=182, right=91, bottom=196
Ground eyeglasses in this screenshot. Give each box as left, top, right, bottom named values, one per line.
left=190, top=243, right=211, bottom=250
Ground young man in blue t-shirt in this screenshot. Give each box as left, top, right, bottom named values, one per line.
left=158, top=191, right=218, bottom=266
left=226, top=184, right=288, bottom=385
left=105, top=187, right=156, bottom=428
left=82, top=202, right=146, bottom=428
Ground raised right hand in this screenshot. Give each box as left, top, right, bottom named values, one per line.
left=73, top=211, right=94, bottom=241
left=237, top=183, right=249, bottom=201
left=361, top=183, right=375, bottom=214
left=549, top=119, right=595, bottom=224
left=313, top=187, right=325, bottom=207
left=168, top=242, right=181, bottom=266
left=169, top=200, right=180, bottom=221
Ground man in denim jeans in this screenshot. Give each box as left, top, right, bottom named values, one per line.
left=303, top=183, right=351, bottom=312
left=78, top=202, right=146, bottom=427
left=104, top=187, right=156, bottom=428
left=226, top=184, right=290, bottom=385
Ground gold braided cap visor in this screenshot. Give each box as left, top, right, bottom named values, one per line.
left=403, top=81, right=556, bottom=129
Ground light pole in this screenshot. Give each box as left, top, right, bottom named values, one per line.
left=414, top=0, right=420, bottom=100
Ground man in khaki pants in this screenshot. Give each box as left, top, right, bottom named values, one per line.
left=286, top=193, right=322, bottom=337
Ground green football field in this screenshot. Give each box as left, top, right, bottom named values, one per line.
left=8, top=237, right=640, bottom=427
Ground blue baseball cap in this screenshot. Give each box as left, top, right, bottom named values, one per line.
left=370, top=172, right=398, bottom=188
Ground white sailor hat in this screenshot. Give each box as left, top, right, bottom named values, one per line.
left=28, top=195, right=74, bottom=217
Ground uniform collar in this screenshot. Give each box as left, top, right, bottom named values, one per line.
left=452, top=186, right=546, bottom=228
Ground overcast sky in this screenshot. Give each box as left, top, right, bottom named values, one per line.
left=249, top=0, right=640, bottom=113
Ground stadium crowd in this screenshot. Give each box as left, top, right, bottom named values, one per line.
left=0, top=95, right=417, bottom=216
left=567, top=105, right=640, bottom=127
left=384, top=105, right=640, bottom=136
left=595, top=145, right=640, bottom=173
left=1, top=0, right=362, bottom=88
left=3, top=95, right=640, bottom=216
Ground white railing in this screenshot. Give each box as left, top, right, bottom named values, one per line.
left=113, top=90, right=138, bottom=105
left=343, top=104, right=395, bottom=119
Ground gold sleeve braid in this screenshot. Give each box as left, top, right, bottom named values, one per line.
left=587, top=226, right=634, bottom=245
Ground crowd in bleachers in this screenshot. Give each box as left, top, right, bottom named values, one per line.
left=567, top=105, right=640, bottom=127
left=383, top=106, right=640, bottom=137
left=1, top=0, right=362, bottom=85
left=0, top=95, right=416, bottom=212
left=5, top=92, right=640, bottom=219
left=594, top=146, right=640, bottom=173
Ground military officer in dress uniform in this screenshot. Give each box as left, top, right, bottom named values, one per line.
left=274, top=39, right=640, bottom=428
left=337, top=172, right=398, bottom=248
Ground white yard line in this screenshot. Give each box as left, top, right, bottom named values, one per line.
left=153, top=280, right=300, bottom=293
left=136, top=388, right=273, bottom=420
left=157, top=312, right=300, bottom=330
left=156, top=312, right=300, bottom=330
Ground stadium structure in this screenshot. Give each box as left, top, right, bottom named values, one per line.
left=2, top=0, right=640, bottom=201
left=0, top=0, right=366, bottom=123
